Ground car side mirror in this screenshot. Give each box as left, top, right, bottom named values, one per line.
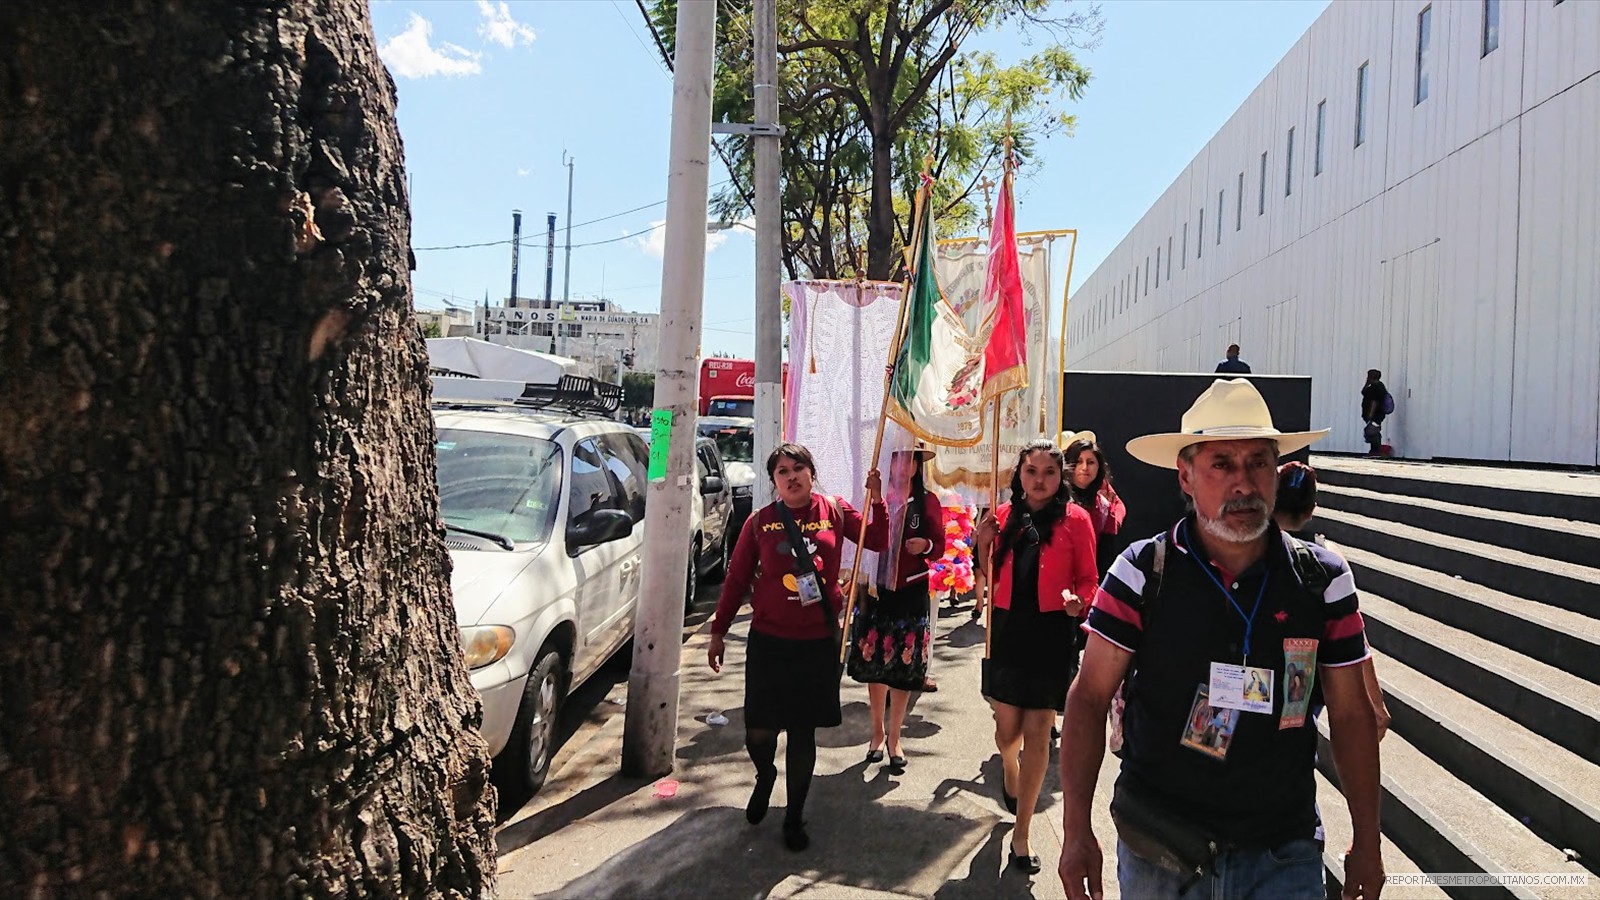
left=701, top=475, right=725, bottom=495
left=568, top=509, right=634, bottom=547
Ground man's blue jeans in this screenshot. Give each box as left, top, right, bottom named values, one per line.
left=1117, top=837, right=1324, bottom=899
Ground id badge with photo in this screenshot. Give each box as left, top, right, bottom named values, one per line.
left=795, top=571, right=824, bottom=606
left=1179, top=684, right=1239, bottom=761
left=1209, top=662, right=1274, bottom=715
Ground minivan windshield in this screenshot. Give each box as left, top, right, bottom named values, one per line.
left=698, top=422, right=753, bottom=463
left=436, top=429, right=563, bottom=546
left=706, top=397, right=754, bottom=418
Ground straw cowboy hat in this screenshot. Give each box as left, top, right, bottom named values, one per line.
left=892, top=441, right=937, bottom=460
left=1058, top=430, right=1097, bottom=449
left=1125, top=378, right=1330, bottom=469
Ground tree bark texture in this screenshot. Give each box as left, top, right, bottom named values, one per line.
left=0, top=2, right=497, bottom=897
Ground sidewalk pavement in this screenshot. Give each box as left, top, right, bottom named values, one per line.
left=493, top=601, right=1126, bottom=900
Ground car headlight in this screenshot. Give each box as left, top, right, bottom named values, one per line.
left=460, top=625, right=516, bottom=670
left=732, top=485, right=752, bottom=498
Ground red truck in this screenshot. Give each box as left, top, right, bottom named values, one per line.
left=698, top=358, right=787, bottom=417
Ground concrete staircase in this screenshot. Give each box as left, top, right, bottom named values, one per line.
left=1308, top=456, right=1600, bottom=899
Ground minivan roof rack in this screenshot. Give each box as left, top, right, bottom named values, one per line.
left=515, top=375, right=623, bottom=415
left=431, top=375, right=623, bottom=418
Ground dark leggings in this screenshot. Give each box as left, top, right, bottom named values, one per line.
left=746, top=726, right=817, bottom=824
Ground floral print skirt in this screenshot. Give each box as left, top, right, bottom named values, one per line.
left=846, top=582, right=931, bottom=691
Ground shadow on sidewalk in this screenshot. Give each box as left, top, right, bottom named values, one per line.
left=532, top=788, right=995, bottom=900
left=933, top=822, right=1041, bottom=900
left=495, top=773, right=649, bottom=857
left=942, top=618, right=987, bottom=650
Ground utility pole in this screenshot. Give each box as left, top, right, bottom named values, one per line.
left=562, top=152, right=575, bottom=303
left=751, top=0, right=781, bottom=507
left=622, top=0, right=715, bottom=778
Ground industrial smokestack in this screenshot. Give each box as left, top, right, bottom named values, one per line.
left=545, top=213, right=557, bottom=303
left=509, top=209, right=523, bottom=306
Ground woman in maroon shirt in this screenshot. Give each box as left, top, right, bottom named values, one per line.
left=1062, top=430, right=1127, bottom=580
left=709, top=443, right=886, bottom=852
left=845, top=446, right=945, bottom=771
left=974, top=439, right=1099, bottom=873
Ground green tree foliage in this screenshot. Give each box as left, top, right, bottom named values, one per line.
left=649, top=0, right=1100, bottom=280
left=622, top=371, right=656, bottom=411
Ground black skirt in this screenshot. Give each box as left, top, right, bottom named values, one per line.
left=981, top=523, right=1078, bottom=711
left=743, top=629, right=843, bottom=730
left=981, top=606, right=1079, bottom=711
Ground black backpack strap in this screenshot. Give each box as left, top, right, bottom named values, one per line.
left=1285, top=535, right=1331, bottom=603
left=1141, top=531, right=1168, bottom=617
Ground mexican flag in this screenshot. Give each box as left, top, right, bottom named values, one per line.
left=886, top=178, right=986, bottom=448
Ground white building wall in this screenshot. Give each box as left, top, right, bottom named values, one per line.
left=1066, top=0, right=1600, bottom=466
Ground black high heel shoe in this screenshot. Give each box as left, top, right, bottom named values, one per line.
left=1008, top=849, right=1042, bottom=874
left=1001, top=787, right=1017, bottom=815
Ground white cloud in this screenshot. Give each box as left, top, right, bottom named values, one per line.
left=477, top=1, right=537, bottom=48
left=379, top=13, right=482, bottom=79
left=632, top=220, right=732, bottom=259
left=516, top=167, right=531, bottom=177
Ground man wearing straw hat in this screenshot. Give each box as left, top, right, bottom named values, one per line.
left=1056, top=379, right=1383, bottom=900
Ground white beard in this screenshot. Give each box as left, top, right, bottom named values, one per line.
left=1199, top=509, right=1271, bottom=543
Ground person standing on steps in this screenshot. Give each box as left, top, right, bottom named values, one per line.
left=708, top=443, right=887, bottom=852
left=846, top=445, right=944, bottom=772
left=1057, top=379, right=1384, bottom=900
left=1360, top=369, right=1391, bottom=456
left=974, top=439, right=1100, bottom=875
left=1215, top=344, right=1252, bottom=374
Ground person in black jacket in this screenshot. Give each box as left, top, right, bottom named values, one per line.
left=1214, top=344, right=1251, bottom=374
left=1360, top=370, right=1389, bottom=455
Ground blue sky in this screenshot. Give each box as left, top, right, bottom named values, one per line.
left=373, top=0, right=1329, bottom=358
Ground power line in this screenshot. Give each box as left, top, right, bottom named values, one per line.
left=612, top=0, right=671, bottom=77
left=413, top=180, right=731, bottom=252
left=635, top=0, right=674, bottom=73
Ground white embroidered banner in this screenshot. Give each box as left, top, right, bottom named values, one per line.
left=929, top=235, right=1055, bottom=506
left=785, top=280, right=912, bottom=584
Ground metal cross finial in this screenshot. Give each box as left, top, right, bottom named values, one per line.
left=979, top=175, right=998, bottom=223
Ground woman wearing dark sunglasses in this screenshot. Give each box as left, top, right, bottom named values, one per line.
left=974, top=439, right=1099, bottom=873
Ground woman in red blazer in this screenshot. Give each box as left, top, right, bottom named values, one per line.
left=974, top=439, right=1099, bottom=873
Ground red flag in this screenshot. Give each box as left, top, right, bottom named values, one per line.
left=979, top=166, right=1028, bottom=403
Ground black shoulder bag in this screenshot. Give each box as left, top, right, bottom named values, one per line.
left=774, top=498, right=845, bottom=665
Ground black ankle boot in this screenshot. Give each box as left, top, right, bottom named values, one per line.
left=746, top=768, right=777, bottom=824
left=782, top=818, right=809, bottom=851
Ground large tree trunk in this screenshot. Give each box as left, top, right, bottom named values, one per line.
left=0, top=2, right=497, bottom=896
left=865, top=119, right=897, bottom=281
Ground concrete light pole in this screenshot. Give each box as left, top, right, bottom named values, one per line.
left=622, top=0, right=715, bottom=778
left=561, top=152, right=575, bottom=303
left=751, top=0, right=781, bottom=507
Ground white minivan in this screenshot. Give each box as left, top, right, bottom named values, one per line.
left=434, top=405, right=653, bottom=794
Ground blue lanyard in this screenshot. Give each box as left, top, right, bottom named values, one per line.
left=1181, top=519, right=1270, bottom=663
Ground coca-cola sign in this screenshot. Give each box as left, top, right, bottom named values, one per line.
left=735, top=373, right=755, bottom=389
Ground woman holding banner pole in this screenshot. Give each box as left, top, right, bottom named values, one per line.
left=974, top=439, right=1099, bottom=873
left=847, top=445, right=944, bottom=770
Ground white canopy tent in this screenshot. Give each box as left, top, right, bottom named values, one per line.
left=426, top=337, right=576, bottom=383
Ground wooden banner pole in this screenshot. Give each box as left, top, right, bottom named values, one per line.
left=983, top=395, right=1003, bottom=659
left=839, top=161, right=929, bottom=665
